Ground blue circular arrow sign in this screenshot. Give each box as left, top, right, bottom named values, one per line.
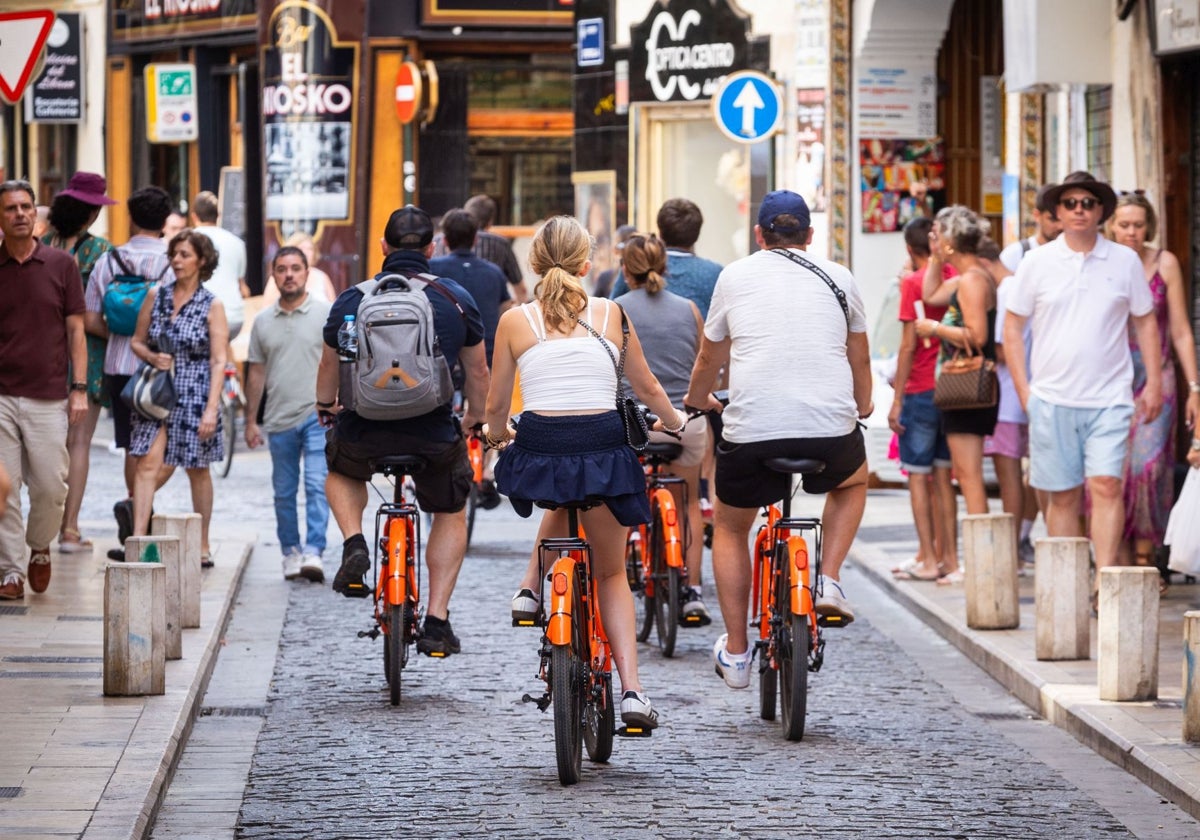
left=712, top=70, right=781, bottom=144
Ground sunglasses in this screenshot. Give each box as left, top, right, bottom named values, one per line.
left=1059, top=197, right=1099, bottom=211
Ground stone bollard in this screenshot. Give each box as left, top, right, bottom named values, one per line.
left=1184, top=612, right=1200, bottom=742
left=103, top=562, right=166, bottom=696
left=124, top=536, right=182, bottom=661
left=1098, top=567, right=1159, bottom=701
left=962, top=512, right=1018, bottom=630
left=1034, top=537, right=1091, bottom=660
left=151, top=513, right=201, bottom=629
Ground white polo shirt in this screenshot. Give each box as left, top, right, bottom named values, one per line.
left=1008, top=235, right=1152, bottom=408
left=704, top=247, right=867, bottom=442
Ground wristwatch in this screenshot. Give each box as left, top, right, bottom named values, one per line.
left=70, top=382, right=87, bottom=392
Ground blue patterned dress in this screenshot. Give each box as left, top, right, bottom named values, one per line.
left=129, top=279, right=224, bottom=468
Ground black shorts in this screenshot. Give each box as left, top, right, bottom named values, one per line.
left=325, top=424, right=472, bottom=513
left=715, top=426, right=866, bottom=509
left=104, top=374, right=133, bottom=449
left=941, top=403, right=999, bottom=438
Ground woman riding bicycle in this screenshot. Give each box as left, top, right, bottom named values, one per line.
left=483, top=215, right=684, bottom=731
left=612, top=233, right=710, bottom=623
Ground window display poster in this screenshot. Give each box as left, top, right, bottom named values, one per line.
left=860, top=137, right=944, bottom=233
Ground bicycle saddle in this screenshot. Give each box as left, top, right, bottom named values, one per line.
left=642, top=442, right=683, bottom=461
left=370, top=455, right=429, bottom=476
left=763, top=457, right=826, bottom=476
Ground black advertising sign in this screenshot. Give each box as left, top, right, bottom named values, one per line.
left=261, top=0, right=357, bottom=229
left=25, top=12, right=83, bottom=123
left=628, top=0, right=753, bottom=103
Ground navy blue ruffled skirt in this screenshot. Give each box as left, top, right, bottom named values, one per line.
left=495, top=411, right=650, bottom=527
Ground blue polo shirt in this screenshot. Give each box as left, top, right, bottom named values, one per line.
left=323, top=249, right=484, bottom=442
left=429, top=248, right=510, bottom=365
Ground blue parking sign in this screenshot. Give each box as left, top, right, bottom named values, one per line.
left=577, top=18, right=604, bottom=68
left=712, top=71, right=781, bottom=144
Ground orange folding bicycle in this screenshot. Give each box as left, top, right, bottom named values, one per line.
left=624, top=440, right=696, bottom=658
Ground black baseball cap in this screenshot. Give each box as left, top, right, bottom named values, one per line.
left=385, top=204, right=434, bottom=249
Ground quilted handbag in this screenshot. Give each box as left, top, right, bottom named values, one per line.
left=120, top=360, right=178, bottom=421
left=933, top=347, right=998, bottom=411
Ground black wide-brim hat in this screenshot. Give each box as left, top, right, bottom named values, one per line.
left=1044, top=171, right=1117, bottom=223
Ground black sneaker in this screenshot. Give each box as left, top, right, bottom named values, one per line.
left=477, top=479, right=502, bottom=510
left=331, top=542, right=371, bottom=598
left=417, top=615, right=461, bottom=656
left=113, top=499, right=134, bottom=545
left=106, top=548, right=125, bottom=562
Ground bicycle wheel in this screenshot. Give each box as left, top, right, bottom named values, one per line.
left=650, top=511, right=679, bottom=657
left=465, top=484, right=479, bottom=549
left=759, top=658, right=777, bottom=721
left=386, top=602, right=405, bottom=706
left=626, top=535, right=655, bottom=643
left=551, top=643, right=583, bottom=785
left=780, top=611, right=810, bottom=741
left=583, top=671, right=614, bottom=764
left=212, top=400, right=236, bottom=479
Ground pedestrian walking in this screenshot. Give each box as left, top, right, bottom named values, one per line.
left=1004, top=171, right=1163, bottom=610
left=1106, top=191, right=1200, bottom=576
left=459, top=194, right=528, bottom=303
left=244, top=246, right=332, bottom=582
left=998, top=183, right=1061, bottom=272
left=84, top=187, right=175, bottom=560
left=128, top=229, right=230, bottom=567
left=42, top=172, right=116, bottom=554
left=261, top=231, right=337, bottom=304
left=684, top=190, right=872, bottom=688
left=485, top=214, right=681, bottom=729
left=0, top=179, right=88, bottom=600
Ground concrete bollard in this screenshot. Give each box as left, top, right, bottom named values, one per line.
left=103, top=562, right=166, bottom=696
left=151, top=513, right=201, bottom=629
left=962, top=512, right=1019, bottom=630
left=124, top=536, right=182, bottom=661
left=1184, top=612, right=1200, bottom=742
left=1034, top=537, right=1091, bottom=661
left=1098, top=567, right=1160, bottom=702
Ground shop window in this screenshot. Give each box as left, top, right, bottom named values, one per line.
left=468, top=135, right=572, bottom=225
left=1085, top=85, right=1112, bottom=182
left=36, top=124, right=77, bottom=203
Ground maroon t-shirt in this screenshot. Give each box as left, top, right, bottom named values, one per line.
left=0, top=240, right=85, bottom=399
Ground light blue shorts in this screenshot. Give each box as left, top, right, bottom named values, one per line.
left=1027, top=395, right=1133, bottom=491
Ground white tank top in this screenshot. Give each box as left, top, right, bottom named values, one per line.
left=517, top=298, right=619, bottom=412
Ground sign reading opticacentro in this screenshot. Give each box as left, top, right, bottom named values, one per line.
left=628, top=0, right=753, bottom=103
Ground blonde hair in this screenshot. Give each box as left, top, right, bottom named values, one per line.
left=283, top=231, right=321, bottom=263
left=622, top=234, right=667, bottom=294
left=529, top=216, right=592, bottom=332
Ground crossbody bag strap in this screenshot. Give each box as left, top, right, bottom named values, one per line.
left=576, top=303, right=630, bottom=403
left=770, top=248, right=850, bottom=324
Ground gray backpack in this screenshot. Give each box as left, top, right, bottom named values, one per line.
left=350, top=272, right=459, bottom=420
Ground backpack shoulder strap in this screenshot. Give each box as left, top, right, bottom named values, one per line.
left=109, top=247, right=134, bottom=277
left=415, top=272, right=465, bottom=318
left=1020, top=237, right=1032, bottom=255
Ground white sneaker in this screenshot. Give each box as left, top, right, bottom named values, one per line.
left=300, top=553, right=325, bottom=583
left=815, top=574, right=855, bottom=624
left=282, top=548, right=303, bottom=581
left=619, top=690, right=659, bottom=729
left=712, top=633, right=752, bottom=689
left=511, top=588, right=541, bottom=624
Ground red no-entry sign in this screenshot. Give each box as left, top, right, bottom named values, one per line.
left=395, top=61, right=423, bottom=125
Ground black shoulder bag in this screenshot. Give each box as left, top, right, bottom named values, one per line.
left=576, top=306, right=649, bottom=452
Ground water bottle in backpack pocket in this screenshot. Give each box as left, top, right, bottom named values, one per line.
left=336, top=314, right=359, bottom=413
left=349, top=273, right=458, bottom=421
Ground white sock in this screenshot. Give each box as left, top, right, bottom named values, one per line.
left=1020, top=519, right=1034, bottom=541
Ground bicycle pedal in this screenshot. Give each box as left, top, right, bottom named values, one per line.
left=521, top=692, right=551, bottom=712
left=340, top=582, right=372, bottom=599
left=512, top=617, right=539, bottom=628
left=616, top=726, right=652, bottom=738
left=817, top=615, right=846, bottom=628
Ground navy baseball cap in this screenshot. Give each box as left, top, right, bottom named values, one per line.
left=758, top=190, right=811, bottom=233
left=385, top=205, right=434, bottom=249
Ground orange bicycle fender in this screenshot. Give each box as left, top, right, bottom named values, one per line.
left=386, top=517, right=407, bottom=606
left=788, top=535, right=812, bottom=617
left=546, top=554, right=577, bottom=646
left=649, top=488, right=685, bottom=569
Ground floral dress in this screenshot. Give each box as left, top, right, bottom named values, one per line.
left=129, top=279, right=223, bottom=468
left=45, top=231, right=111, bottom=405
left=1123, top=260, right=1175, bottom=544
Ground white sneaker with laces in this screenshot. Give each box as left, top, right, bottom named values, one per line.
left=815, top=574, right=855, bottom=624
left=712, top=633, right=752, bottom=689
left=282, top=548, right=303, bottom=581
left=511, top=588, right=541, bottom=623
left=300, top=553, right=325, bottom=583
left=619, top=690, right=659, bottom=729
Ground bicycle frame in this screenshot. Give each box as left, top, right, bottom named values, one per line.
left=372, top=493, right=422, bottom=632
left=753, top=503, right=823, bottom=668
left=467, top=433, right=484, bottom=484
left=541, top=540, right=610, bottom=676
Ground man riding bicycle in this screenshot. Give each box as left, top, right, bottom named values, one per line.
left=683, top=190, right=873, bottom=689
left=316, top=205, right=489, bottom=656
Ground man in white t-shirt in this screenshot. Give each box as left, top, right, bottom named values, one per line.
left=684, top=190, right=872, bottom=690
left=998, top=183, right=1061, bottom=273
left=1005, top=171, right=1162, bottom=589
left=190, top=190, right=249, bottom=339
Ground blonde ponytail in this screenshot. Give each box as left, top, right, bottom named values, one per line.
left=529, top=216, right=593, bottom=332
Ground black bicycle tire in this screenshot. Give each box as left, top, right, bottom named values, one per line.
left=552, top=643, right=582, bottom=785
left=584, top=673, right=614, bottom=764
left=465, top=485, right=478, bottom=548
left=780, top=612, right=809, bottom=741
left=759, top=658, right=778, bottom=721
left=627, top=537, right=654, bottom=643
left=651, top=509, right=679, bottom=657
left=387, top=601, right=404, bottom=706
left=214, top=401, right=235, bottom=478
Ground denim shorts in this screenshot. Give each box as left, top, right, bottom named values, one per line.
left=1027, top=395, right=1133, bottom=491
left=897, top=390, right=951, bottom=474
